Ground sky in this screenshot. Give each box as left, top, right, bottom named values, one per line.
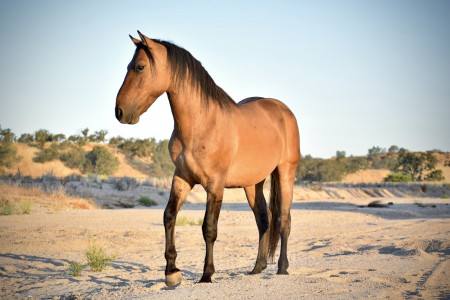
left=0, top=0, right=449, bottom=158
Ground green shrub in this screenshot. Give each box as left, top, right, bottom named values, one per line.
left=0, top=143, right=21, bottom=168
left=85, top=239, right=117, bottom=272
left=425, top=170, right=445, bottom=181
left=61, top=147, right=88, bottom=171
left=138, top=196, right=157, bottom=207
left=384, top=172, right=412, bottom=182
left=441, top=194, right=449, bottom=199
left=85, top=146, right=119, bottom=176
left=34, top=143, right=60, bottom=163
left=68, top=261, right=85, bottom=277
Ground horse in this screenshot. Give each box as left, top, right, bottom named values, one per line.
left=115, top=31, right=300, bottom=286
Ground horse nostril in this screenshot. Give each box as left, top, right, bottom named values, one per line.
left=115, top=106, right=123, bottom=121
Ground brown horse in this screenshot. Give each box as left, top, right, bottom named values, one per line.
left=116, top=31, right=300, bottom=286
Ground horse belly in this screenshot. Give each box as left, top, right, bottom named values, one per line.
left=225, top=127, right=282, bottom=187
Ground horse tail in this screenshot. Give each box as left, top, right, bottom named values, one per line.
left=268, top=170, right=280, bottom=262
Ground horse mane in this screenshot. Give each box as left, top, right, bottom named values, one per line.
left=150, top=40, right=237, bottom=111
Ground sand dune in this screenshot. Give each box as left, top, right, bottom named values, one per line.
left=0, top=196, right=449, bottom=299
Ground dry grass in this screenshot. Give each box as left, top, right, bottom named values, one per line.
left=0, top=182, right=98, bottom=213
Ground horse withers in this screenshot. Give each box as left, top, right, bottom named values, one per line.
left=115, top=31, right=300, bottom=286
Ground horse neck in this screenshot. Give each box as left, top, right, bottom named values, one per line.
left=166, top=85, right=226, bottom=142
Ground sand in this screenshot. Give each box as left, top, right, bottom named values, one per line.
left=1, top=197, right=449, bottom=299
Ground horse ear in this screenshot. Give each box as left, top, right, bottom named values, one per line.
left=137, top=31, right=157, bottom=49
left=129, top=35, right=141, bottom=46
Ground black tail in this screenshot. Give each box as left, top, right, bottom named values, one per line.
left=268, top=170, right=280, bottom=262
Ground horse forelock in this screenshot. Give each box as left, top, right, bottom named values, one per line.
left=151, top=39, right=237, bottom=111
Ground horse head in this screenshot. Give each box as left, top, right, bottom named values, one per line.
left=115, top=31, right=170, bottom=124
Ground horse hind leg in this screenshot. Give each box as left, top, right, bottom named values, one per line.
left=244, top=180, right=271, bottom=274
left=275, top=163, right=296, bottom=275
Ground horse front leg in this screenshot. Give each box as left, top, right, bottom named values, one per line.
left=199, top=182, right=224, bottom=283
left=163, top=172, right=193, bottom=287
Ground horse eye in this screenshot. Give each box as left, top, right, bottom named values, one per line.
left=136, top=65, right=145, bottom=72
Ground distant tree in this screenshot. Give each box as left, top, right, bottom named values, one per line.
left=0, top=127, right=21, bottom=168
left=394, top=151, right=441, bottom=181
left=53, top=133, right=66, bottom=142
left=35, top=129, right=53, bottom=149
left=336, top=151, right=346, bottom=160
left=93, top=130, right=108, bottom=143
left=345, top=156, right=368, bottom=173
left=368, top=146, right=386, bottom=156
left=121, top=138, right=156, bottom=158
left=18, top=133, right=34, bottom=143
left=296, top=155, right=346, bottom=182
left=388, top=145, right=399, bottom=153
left=109, top=136, right=124, bottom=145
left=1, top=127, right=16, bottom=143
left=367, top=146, right=392, bottom=169
left=81, top=128, right=89, bottom=145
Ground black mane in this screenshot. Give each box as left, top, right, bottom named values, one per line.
left=152, top=40, right=237, bottom=111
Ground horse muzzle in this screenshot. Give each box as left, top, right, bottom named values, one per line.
left=115, top=106, right=139, bottom=124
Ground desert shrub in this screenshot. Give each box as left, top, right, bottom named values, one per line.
left=425, top=170, right=445, bottom=181
left=68, top=261, right=85, bottom=277
left=441, top=194, right=449, bottom=199
left=85, top=146, right=119, bottom=176
left=0, top=143, right=21, bottom=168
left=61, top=147, right=89, bottom=171
left=138, top=196, right=157, bottom=207
left=85, top=239, right=117, bottom=272
left=34, top=143, right=60, bottom=163
left=115, top=177, right=139, bottom=191
left=384, top=172, right=412, bottom=182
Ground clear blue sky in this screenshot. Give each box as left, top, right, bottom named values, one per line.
left=1, top=0, right=449, bottom=158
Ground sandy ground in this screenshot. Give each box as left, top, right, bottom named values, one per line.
left=1, top=197, right=449, bottom=299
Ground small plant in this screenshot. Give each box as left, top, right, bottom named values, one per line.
left=176, top=215, right=203, bottom=226
left=68, top=261, right=85, bottom=277
left=85, top=239, right=117, bottom=272
left=0, top=199, right=31, bottom=215
left=0, top=199, right=15, bottom=215
left=441, top=194, right=449, bottom=199
left=138, top=196, right=157, bottom=207
left=19, top=200, right=31, bottom=214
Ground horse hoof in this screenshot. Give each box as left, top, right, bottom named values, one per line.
left=199, top=275, right=212, bottom=283
left=165, top=271, right=183, bottom=287
left=277, top=270, right=289, bottom=275
left=250, top=263, right=267, bottom=274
